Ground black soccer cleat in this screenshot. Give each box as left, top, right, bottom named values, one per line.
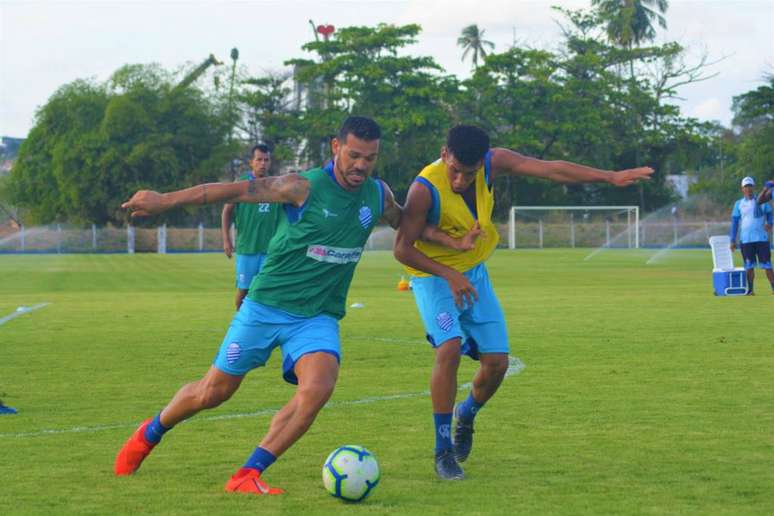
left=435, top=449, right=464, bottom=480
left=452, top=404, right=475, bottom=463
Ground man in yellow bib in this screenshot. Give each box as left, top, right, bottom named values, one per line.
left=394, top=125, right=654, bottom=480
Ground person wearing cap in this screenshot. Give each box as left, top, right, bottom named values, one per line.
left=730, top=176, right=774, bottom=295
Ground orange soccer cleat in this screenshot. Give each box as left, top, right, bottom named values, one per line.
left=225, top=468, right=285, bottom=495
left=114, top=418, right=156, bottom=476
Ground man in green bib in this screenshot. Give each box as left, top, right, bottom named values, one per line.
left=115, top=116, right=472, bottom=495
left=221, top=144, right=279, bottom=310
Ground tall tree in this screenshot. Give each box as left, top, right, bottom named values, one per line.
left=592, top=0, right=668, bottom=48
left=288, top=24, right=460, bottom=198
left=457, top=24, right=495, bottom=69
left=8, top=64, right=235, bottom=226
left=730, top=77, right=774, bottom=183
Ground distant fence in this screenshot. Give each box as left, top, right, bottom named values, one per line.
left=0, top=224, right=223, bottom=254
left=0, top=224, right=397, bottom=254
left=0, top=221, right=770, bottom=254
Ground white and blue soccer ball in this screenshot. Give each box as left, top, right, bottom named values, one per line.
left=322, top=445, right=380, bottom=502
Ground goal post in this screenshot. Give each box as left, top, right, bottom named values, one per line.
left=508, top=206, right=639, bottom=249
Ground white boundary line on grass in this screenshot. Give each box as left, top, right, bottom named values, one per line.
left=0, top=353, right=524, bottom=439
left=0, top=303, right=50, bottom=327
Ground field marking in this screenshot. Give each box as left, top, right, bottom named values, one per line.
left=0, top=303, right=50, bottom=327
left=0, top=356, right=525, bottom=439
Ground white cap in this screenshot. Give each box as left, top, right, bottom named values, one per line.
left=741, top=176, right=755, bottom=187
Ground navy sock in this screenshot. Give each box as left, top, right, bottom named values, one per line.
left=456, top=392, right=484, bottom=423
left=143, top=414, right=170, bottom=445
left=770, top=281, right=774, bottom=292
left=433, top=413, right=453, bottom=454
left=244, top=446, right=276, bottom=473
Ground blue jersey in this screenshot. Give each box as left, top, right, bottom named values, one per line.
left=730, top=197, right=772, bottom=244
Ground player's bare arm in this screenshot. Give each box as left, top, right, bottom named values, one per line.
left=378, top=180, right=402, bottom=229
left=221, top=203, right=235, bottom=259
left=758, top=181, right=774, bottom=204
left=394, top=181, right=478, bottom=307
left=490, top=148, right=654, bottom=186
left=122, top=174, right=310, bottom=217
left=378, top=179, right=481, bottom=250
left=422, top=222, right=482, bottom=251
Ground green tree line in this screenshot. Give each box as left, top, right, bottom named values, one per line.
left=5, top=3, right=772, bottom=226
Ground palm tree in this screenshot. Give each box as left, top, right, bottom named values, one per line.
left=592, top=0, right=668, bottom=48
left=457, top=24, right=495, bottom=69
left=592, top=1, right=668, bottom=211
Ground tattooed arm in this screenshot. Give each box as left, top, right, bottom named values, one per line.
left=378, top=180, right=402, bottom=229
left=122, top=175, right=310, bottom=217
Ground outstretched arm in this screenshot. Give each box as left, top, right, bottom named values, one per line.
left=122, top=174, right=309, bottom=217
left=378, top=179, right=481, bottom=250
left=394, top=181, right=478, bottom=307
left=489, top=148, right=654, bottom=186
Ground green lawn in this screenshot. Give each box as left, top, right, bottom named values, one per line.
left=1, top=249, right=772, bottom=515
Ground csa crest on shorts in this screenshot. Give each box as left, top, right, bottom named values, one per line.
left=436, top=312, right=454, bottom=332
left=226, top=342, right=241, bottom=364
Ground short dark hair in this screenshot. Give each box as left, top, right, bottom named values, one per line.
left=446, top=125, right=490, bottom=166
left=338, top=116, right=381, bottom=142
left=251, top=143, right=270, bottom=158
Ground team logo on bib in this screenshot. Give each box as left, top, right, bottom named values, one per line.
left=226, top=342, right=241, bottom=364
left=436, top=312, right=454, bottom=332
left=359, top=206, right=373, bottom=228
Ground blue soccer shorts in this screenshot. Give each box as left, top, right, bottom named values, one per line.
left=213, top=298, right=340, bottom=384
left=235, top=253, right=267, bottom=290
left=410, top=263, right=509, bottom=360
left=740, top=241, right=772, bottom=270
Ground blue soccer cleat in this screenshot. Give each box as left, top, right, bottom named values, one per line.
left=452, top=403, right=475, bottom=463
left=0, top=404, right=18, bottom=415
left=435, top=449, right=464, bottom=480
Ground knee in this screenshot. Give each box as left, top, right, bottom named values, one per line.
left=484, top=356, right=509, bottom=380
left=195, top=382, right=234, bottom=409
left=435, top=340, right=462, bottom=368
left=295, top=379, right=336, bottom=417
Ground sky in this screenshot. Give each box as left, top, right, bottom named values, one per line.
left=1, top=0, right=773, bottom=138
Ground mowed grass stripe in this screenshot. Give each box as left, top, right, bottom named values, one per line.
left=1, top=250, right=772, bottom=515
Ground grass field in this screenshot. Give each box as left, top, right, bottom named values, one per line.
left=1, top=249, right=772, bottom=515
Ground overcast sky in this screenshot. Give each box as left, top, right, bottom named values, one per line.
left=1, top=0, right=773, bottom=138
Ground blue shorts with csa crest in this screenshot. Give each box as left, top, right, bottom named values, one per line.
left=213, top=298, right=340, bottom=384
left=410, top=263, right=509, bottom=359
left=235, top=253, right=267, bottom=290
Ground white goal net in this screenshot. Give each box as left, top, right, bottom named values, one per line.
left=508, top=206, right=640, bottom=249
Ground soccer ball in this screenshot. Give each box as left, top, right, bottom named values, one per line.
left=322, top=445, right=380, bottom=502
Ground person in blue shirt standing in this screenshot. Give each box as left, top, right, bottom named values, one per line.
left=730, top=176, right=774, bottom=295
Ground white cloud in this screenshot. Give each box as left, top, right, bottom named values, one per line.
left=689, top=97, right=726, bottom=121
left=1, top=0, right=773, bottom=136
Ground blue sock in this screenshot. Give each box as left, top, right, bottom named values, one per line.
left=434, top=413, right=453, bottom=454
left=143, top=413, right=170, bottom=445
left=244, top=446, right=276, bottom=473
left=456, top=392, right=484, bottom=423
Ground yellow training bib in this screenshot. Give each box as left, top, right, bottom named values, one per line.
left=406, top=155, right=499, bottom=277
